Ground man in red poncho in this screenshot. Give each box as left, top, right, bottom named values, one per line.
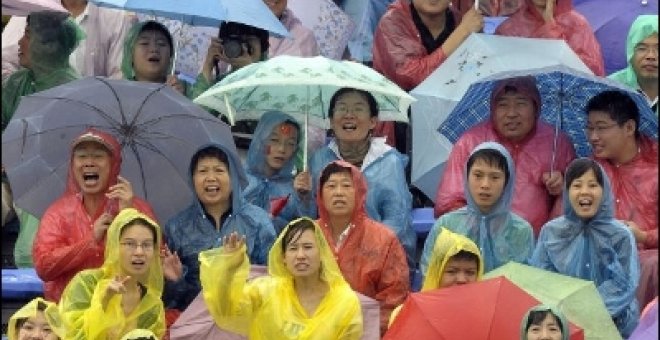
left=316, top=160, right=410, bottom=336
left=32, top=128, right=156, bottom=302
left=495, top=0, right=605, bottom=76
left=434, top=76, right=576, bottom=236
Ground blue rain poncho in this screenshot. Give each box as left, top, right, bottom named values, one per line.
left=301, top=137, right=417, bottom=268
left=243, top=111, right=303, bottom=233
left=422, top=142, right=534, bottom=275
left=162, top=143, right=276, bottom=311
left=531, top=159, right=640, bottom=337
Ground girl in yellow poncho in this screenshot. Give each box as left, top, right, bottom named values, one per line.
left=389, top=227, right=484, bottom=326
left=59, top=208, right=166, bottom=339
left=8, top=297, right=65, bottom=340
left=199, top=217, right=363, bottom=339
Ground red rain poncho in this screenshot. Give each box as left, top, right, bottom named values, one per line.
left=316, top=160, right=410, bottom=335
left=434, top=78, right=576, bottom=236
left=595, top=136, right=658, bottom=250
left=33, top=128, right=156, bottom=302
left=495, top=0, right=605, bottom=76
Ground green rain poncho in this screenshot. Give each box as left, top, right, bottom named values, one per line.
left=59, top=208, right=166, bottom=340
left=8, top=297, right=65, bottom=340
left=1, top=11, right=84, bottom=131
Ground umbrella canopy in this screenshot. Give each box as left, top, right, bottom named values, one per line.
left=1, top=77, right=238, bottom=223
left=573, top=0, right=658, bottom=76
left=485, top=262, right=622, bottom=340
left=628, top=298, right=658, bottom=340
left=384, top=276, right=584, bottom=340
left=89, top=0, right=289, bottom=36
left=193, top=55, right=414, bottom=128
left=438, top=65, right=658, bottom=158
left=1, top=0, right=67, bottom=16
left=169, top=265, right=381, bottom=340
left=410, top=33, right=592, bottom=202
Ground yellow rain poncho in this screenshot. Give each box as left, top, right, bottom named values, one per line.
left=59, top=208, right=165, bottom=340
left=8, top=297, right=65, bottom=340
left=200, top=217, right=363, bottom=339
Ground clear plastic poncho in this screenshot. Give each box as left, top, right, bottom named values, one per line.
left=531, top=159, right=640, bottom=337
left=424, top=142, right=534, bottom=274
left=243, top=110, right=302, bottom=233
left=59, top=208, right=166, bottom=340
left=2, top=11, right=84, bottom=130
left=199, top=217, right=363, bottom=339
left=8, top=297, right=65, bottom=340
left=519, top=305, right=569, bottom=340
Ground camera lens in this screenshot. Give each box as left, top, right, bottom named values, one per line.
left=223, top=39, right=243, bottom=59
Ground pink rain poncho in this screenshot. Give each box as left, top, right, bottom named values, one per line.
left=495, top=0, right=605, bottom=76
left=434, top=77, right=576, bottom=236
left=33, top=128, right=156, bottom=302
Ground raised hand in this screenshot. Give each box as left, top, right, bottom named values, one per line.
left=106, top=175, right=134, bottom=211
left=162, top=244, right=183, bottom=282
left=222, top=232, right=246, bottom=254
left=293, top=171, right=312, bottom=197
left=92, top=212, right=114, bottom=242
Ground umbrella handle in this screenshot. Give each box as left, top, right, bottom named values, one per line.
left=474, top=0, right=479, bottom=10
left=303, top=113, right=308, bottom=172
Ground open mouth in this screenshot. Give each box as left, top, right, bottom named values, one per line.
left=82, top=172, right=100, bottom=185
left=147, top=56, right=161, bottom=63
left=294, top=263, right=309, bottom=270
left=131, top=259, right=146, bottom=268
left=205, top=185, right=220, bottom=193
left=342, top=123, right=357, bottom=131
left=578, top=198, right=593, bottom=208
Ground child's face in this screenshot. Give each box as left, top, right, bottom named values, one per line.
left=526, top=313, right=563, bottom=340
left=467, top=158, right=506, bottom=213
left=17, top=311, right=59, bottom=340
left=439, top=257, right=478, bottom=288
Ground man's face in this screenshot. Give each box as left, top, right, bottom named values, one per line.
left=411, top=0, right=450, bottom=15
left=72, top=142, right=112, bottom=195
left=586, top=110, right=635, bottom=160
left=631, top=33, right=658, bottom=83
left=492, top=91, right=537, bottom=142
left=321, top=172, right=356, bottom=219
left=439, top=257, right=479, bottom=288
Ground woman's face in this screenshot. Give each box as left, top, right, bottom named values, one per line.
left=193, top=156, right=232, bottom=209
left=283, top=229, right=322, bottom=279
left=265, top=123, right=298, bottom=175
left=330, top=91, right=377, bottom=143
left=18, top=26, right=31, bottom=68
left=526, top=313, right=563, bottom=340
left=132, top=29, right=172, bottom=82
left=438, top=257, right=479, bottom=288
left=321, top=171, right=356, bottom=219
left=568, top=169, right=603, bottom=220
left=17, top=311, right=59, bottom=340
left=119, top=223, right=156, bottom=278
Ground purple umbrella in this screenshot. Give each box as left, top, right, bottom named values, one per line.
left=573, top=0, right=658, bottom=75
left=628, top=298, right=658, bottom=340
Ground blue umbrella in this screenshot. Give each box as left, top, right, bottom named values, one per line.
left=573, top=0, right=658, bottom=75
left=438, top=65, right=658, bottom=162
left=89, top=0, right=289, bottom=36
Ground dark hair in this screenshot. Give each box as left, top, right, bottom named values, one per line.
left=14, top=301, right=49, bottom=334
left=328, top=88, right=379, bottom=118
left=448, top=250, right=480, bottom=272
left=139, top=20, right=174, bottom=55
left=586, top=90, right=640, bottom=138
left=125, top=337, right=156, bottom=340
left=564, top=158, right=603, bottom=190
left=120, top=217, right=158, bottom=242
left=218, top=21, right=269, bottom=56
left=281, top=219, right=316, bottom=253
left=466, top=148, right=510, bottom=185
left=319, top=162, right=353, bottom=189
left=525, top=310, right=564, bottom=333
left=189, top=146, right=230, bottom=175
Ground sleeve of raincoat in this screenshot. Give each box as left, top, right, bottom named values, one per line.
left=372, top=9, right=448, bottom=91
left=596, top=230, right=640, bottom=320
left=243, top=206, right=277, bottom=265
left=434, top=136, right=471, bottom=218
left=529, top=223, right=558, bottom=272
left=199, top=244, right=265, bottom=335
left=375, top=237, right=411, bottom=334
left=33, top=208, right=105, bottom=282
left=106, top=12, right=137, bottom=79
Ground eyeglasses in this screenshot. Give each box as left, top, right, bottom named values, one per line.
left=120, top=241, right=155, bottom=252
left=634, top=44, right=659, bottom=56
left=585, top=123, right=619, bottom=135
left=333, top=105, right=370, bottom=117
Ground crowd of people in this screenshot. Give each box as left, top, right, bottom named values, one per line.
left=1, top=0, right=658, bottom=339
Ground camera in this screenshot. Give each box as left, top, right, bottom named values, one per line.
left=221, top=35, right=253, bottom=59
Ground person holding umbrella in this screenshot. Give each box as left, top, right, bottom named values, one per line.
left=531, top=158, right=640, bottom=337
left=59, top=208, right=166, bottom=339
left=293, top=87, right=417, bottom=270
left=608, top=15, right=658, bottom=113
left=520, top=305, right=568, bottom=340
left=32, top=128, right=156, bottom=303
left=7, top=297, right=65, bottom=340
left=2, top=10, right=84, bottom=131
left=199, top=218, right=363, bottom=339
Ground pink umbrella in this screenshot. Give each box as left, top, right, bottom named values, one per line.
left=2, top=0, right=67, bottom=16
left=170, top=265, right=380, bottom=340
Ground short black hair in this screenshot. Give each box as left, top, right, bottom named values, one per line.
left=586, top=90, right=640, bottom=138
left=564, top=158, right=603, bottom=190
left=281, top=219, right=316, bottom=253
left=448, top=250, right=480, bottom=272
left=525, top=310, right=564, bottom=333
left=139, top=20, right=174, bottom=55
left=328, top=88, right=379, bottom=118
left=466, top=148, right=510, bottom=185
left=218, top=21, right=269, bottom=56
left=319, top=162, right=352, bottom=189
left=189, top=146, right=229, bottom=175
left=14, top=301, right=50, bottom=336
left=119, top=217, right=158, bottom=242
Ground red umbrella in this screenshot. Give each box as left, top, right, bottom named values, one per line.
left=384, top=277, right=584, bottom=340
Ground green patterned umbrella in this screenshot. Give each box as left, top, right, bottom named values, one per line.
left=485, top=262, right=622, bottom=340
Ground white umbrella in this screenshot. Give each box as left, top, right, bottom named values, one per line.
left=2, top=0, right=67, bottom=16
